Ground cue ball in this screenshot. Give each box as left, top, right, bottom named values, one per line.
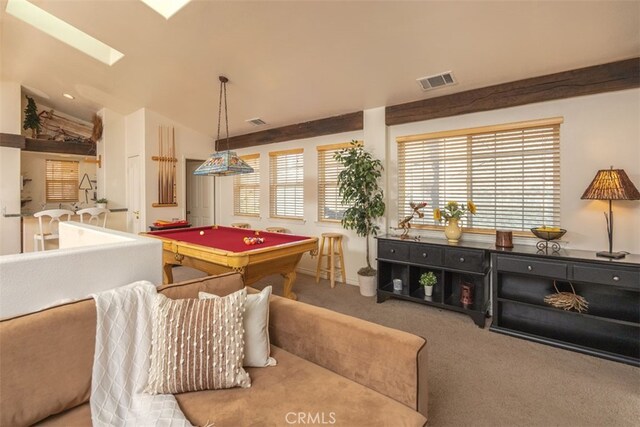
left=199, top=231, right=204, bottom=236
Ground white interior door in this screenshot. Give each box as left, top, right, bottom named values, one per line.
left=186, top=160, right=214, bottom=226
left=127, top=155, right=143, bottom=233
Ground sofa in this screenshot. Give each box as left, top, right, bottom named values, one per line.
left=0, top=272, right=428, bottom=426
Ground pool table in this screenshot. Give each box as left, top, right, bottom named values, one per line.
left=142, top=225, right=318, bottom=300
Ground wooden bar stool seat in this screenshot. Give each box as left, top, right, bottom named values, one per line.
left=231, top=222, right=250, bottom=229
left=315, top=232, right=346, bottom=288
left=266, top=227, right=286, bottom=233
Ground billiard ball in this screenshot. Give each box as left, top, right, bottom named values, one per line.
left=199, top=231, right=204, bottom=236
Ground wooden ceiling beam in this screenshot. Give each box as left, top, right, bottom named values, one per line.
left=386, top=57, right=640, bottom=126
left=216, top=111, right=363, bottom=151
left=24, top=138, right=95, bottom=156
left=0, top=133, right=26, bottom=149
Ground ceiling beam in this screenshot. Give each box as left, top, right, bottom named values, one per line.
left=216, top=111, right=363, bottom=151
left=386, top=57, right=640, bottom=126
left=0, top=133, right=26, bottom=149
left=24, top=138, right=95, bottom=156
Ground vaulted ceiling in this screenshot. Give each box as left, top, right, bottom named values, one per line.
left=2, top=0, right=639, bottom=139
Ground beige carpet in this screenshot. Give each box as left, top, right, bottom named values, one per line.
left=173, top=267, right=640, bottom=427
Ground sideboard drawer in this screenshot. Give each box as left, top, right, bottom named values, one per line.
left=444, top=248, right=485, bottom=273
left=378, top=240, right=409, bottom=261
left=573, top=264, right=640, bottom=290
left=497, top=256, right=568, bottom=279
left=409, top=245, right=443, bottom=266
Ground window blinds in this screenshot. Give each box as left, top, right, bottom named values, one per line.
left=317, top=142, right=351, bottom=221
left=46, top=159, right=79, bottom=202
left=269, top=148, right=304, bottom=219
left=233, top=154, right=260, bottom=216
left=397, top=118, right=562, bottom=233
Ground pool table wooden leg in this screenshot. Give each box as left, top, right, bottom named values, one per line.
left=163, top=262, right=174, bottom=284
left=282, top=270, right=297, bottom=301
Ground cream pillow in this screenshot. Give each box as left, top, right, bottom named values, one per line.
left=200, top=286, right=277, bottom=368
left=146, top=288, right=251, bottom=394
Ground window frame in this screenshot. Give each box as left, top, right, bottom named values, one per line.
left=269, top=148, right=304, bottom=220
left=316, top=142, right=352, bottom=223
left=396, top=117, right=562, bottom=237
left=233, top=153, right=260, bottom=217
left=45, top=159, right=79, bottom=203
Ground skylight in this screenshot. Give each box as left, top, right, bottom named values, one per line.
left=139, top=0, right=192, bottom=19
left=5, top=0, right=124, bottom=66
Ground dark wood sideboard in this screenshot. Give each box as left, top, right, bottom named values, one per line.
left=376, top=235, right=640, bottom=365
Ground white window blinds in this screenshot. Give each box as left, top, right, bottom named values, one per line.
left=46, top=159, right=79, bottom=202
left=233, top=154, right=260, bottom=216
left=269, top=148, right=304, bottom=219
left=397, top=118, right=562, bottom=233
left=317, top=142, right=351, bottom=221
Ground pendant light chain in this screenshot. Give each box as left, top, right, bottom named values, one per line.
left=223, top=78, right=229, bottom=150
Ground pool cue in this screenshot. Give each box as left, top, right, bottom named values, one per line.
left=158, top=127, right=162, bottom=203
left=172, top=127, right=176, bottom=203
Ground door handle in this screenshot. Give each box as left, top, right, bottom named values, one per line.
left=133, top=210, right=140, bottom=219
left=187, top=210, right=191, bottom=214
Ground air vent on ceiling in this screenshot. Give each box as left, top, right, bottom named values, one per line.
left=246, top=117, right=267, bottom=126
left=417, top=71, right=456, bottom=91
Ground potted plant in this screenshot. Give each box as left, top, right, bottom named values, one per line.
left=335, top=140, right=385, bottom=297
left=23, top=95, right=41, bottom=138
left=433, top=200, right=477, bottom=243
left=419, top=271, right=437, bottom=298
left=96, top=198, right=108, bottom=209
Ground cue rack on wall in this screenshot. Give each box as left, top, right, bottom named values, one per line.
left=152, top=126, right=177, bottom=207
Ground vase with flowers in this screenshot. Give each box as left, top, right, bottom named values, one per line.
left=433, top=200, right=477, bottom=243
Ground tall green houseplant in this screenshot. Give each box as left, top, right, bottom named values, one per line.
left=335, top=140, right=385, bottom=277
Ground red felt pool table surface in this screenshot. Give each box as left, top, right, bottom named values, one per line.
left=148, top=225, right=309, bottom=253
left=142, top=225, right=318, bottom=300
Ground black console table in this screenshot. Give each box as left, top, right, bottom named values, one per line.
left=491, top=247, right=640, bottom=366
left=376, top=235, right=491, bottom=327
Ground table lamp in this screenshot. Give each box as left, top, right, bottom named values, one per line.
left=581, top=167, right=640, bottom=259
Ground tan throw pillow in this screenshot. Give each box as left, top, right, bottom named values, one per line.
left=146, top=288, right=251, bottom=394
left=200, top=286, right=277, bottom=368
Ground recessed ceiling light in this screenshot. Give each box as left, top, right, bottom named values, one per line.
left=63, top=93, right=75, bottom=100
left=139, top=0, right=192, bottom=19
left=5, top=0, right=124, bottom=66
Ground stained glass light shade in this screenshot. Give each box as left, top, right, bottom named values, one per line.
left=193, top=150, right=254, bottom=176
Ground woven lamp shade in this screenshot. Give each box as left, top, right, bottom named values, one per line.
left=581, top=169, right=640, bottom=201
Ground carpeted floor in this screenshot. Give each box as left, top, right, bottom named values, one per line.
left=173, top=267, right=640, bottom=427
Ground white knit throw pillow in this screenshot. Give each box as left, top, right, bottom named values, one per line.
left=146, top=288, right=251, bottom=394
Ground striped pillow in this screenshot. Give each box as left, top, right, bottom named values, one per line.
left=146, top=288, right=251, bottom=394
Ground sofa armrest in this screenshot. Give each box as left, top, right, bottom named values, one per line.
left=268, top=295, right=428, bottom=419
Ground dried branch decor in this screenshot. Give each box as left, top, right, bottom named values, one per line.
left=544, top=281, right=588, bottom=313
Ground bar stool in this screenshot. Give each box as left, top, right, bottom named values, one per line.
left=315, top=232, right=346, bottom=288
left=33, top=209, right=74, bottom=251
left=266, top=227, right=286, bottom=233
left=231, top=222, right=250, bottom=229
left=77, top=207, right=109, bottom=228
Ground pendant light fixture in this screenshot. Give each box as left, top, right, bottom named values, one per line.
left=193, top=76, right=254, bottom=176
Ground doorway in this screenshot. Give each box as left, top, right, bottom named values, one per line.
left=185, top=159, right=215, bottom=226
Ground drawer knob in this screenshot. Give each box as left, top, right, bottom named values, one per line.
left=459, top=257, right=465, bottom=262
left=390, top=249, right=395, bottom=254
left=422, top=253, right=428, bottom=258
left=527, top=265, right=532, bottom=271
left=613, top=275, right=620, bottom=281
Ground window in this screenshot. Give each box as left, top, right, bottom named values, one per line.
left=317, top=142, right=351, bottom=221
left=269, top=148, right=304, bottom=219
left=397, top=118, right=561, bottom=234
left=233, top=154, right=260, bottom=216
left=46, top=159, right=79, bottom=202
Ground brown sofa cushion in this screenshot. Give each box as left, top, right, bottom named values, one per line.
left=36, top=346, right=427, bottom=427
left=0, top=272, right=245, bottom=427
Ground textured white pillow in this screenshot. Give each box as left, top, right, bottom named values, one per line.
left=200, top=286, right=276, bottom=368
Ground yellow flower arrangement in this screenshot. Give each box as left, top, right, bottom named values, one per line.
left=433, top=200, right=477, bottom=222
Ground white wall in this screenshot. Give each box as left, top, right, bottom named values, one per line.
left=388, top=89, right=640, bottom=254
left=143, top=109, right=214, bottom=226
left=0, top=81, right=22, bottom=255
left=0, top=222, right=162, bottom=319
left=99, top=108, right=126, bottom=208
